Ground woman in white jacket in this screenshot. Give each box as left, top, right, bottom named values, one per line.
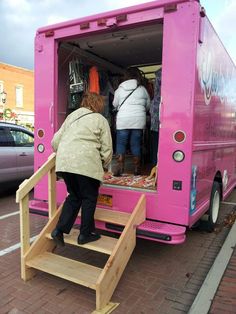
left=113, top=68, right=150, bottom=176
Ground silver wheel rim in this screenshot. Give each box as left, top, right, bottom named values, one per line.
left=212, top=190, right=220, bottom=223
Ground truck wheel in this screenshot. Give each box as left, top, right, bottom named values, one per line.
left=202, top=181, right=221, bottom=232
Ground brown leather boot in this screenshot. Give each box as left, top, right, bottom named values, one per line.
left=133, top=156, right=141, bottom=176
left=113, top=154, right=125, bottom=176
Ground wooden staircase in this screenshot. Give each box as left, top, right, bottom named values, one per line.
left=16, top=153, right=146, bottom=313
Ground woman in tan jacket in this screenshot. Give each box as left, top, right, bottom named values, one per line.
left=51, top=92, right=113, bottom=245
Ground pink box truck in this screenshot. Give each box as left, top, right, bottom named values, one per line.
left=31, top=0, right=236, bottom=244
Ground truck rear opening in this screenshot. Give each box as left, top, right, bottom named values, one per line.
left=56, top=21, right=163, bottom=191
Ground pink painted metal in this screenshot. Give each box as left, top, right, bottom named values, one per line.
left=32, top=0, right=236, bottom=244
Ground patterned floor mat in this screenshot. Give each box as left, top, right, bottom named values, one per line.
left=103, top=173, right=156, bottom=190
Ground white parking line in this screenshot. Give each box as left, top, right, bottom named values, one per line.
left=0, top=235, right=37, bottom=257
left=0, top=211, right=20, bottom=220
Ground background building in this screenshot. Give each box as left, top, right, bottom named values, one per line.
left=0, top=62, right=34, bottom=130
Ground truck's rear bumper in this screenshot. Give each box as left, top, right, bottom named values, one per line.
left=29, top=200, right=186, bottom=245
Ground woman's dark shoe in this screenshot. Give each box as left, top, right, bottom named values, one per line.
left=134, top=168, right=141, bottom=176
left=113, top=154, right=125, bottom=176
left=51, top=228, right=65, bottom=247
left=133, top=156, right=141, bottom=176
left=113, top=167, right=124, bottom=177
left=77, top=232, right=101, bottom=245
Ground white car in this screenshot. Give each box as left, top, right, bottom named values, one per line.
left=0, top=122, right=34, bottom=185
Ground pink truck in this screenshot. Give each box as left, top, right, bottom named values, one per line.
left=31, top=0, right=236, bottom=244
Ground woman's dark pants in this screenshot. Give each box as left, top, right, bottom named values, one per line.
left=56, top=172, right=100, bottom=236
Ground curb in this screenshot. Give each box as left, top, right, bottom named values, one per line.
left=188, top=218, right=236, bottom=314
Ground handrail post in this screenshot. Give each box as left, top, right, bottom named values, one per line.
left=48, top=165, right=57, bottom=219
left=20, top=194, right=30, bottom=256
left=19, top=193, right=35, bottom=280
left=16, top=153, right=57, bottom=280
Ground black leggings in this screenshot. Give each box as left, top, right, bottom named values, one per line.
left=56, top=172, right=100, bottom=236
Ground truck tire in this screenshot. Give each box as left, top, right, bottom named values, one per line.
left=201, top=181, right=221, bottom=232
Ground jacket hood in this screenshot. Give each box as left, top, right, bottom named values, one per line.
left=119, top=79, right=138, bottom=91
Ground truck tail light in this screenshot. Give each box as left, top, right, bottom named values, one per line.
left=173, top=150, right=185, bottom=162
left=45, top=30, right=54, bottom=37
left=37, top=129, right=45, bottom=138
left=37, top=144, right=45, bottom=153
left=116, top=14, right=127, bottom=23
left=80, top=22, right=90, bottom=30
left=97, top=19, right=107, bottom=26
left=173, top=130, right=186, bottom=143
left=164, top=4, right=177, bottom=13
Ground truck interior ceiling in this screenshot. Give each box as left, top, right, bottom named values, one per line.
left=57, top=21, right=163, bottom=191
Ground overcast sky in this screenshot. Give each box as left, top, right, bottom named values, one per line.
left=0, top=0, right=235, bottom=70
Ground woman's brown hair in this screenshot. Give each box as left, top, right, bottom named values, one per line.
left=80, top=92, right=104, bottom=113
left=123, top=67, right=143, bottom=86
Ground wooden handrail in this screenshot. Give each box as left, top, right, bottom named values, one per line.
left=16, top=152, right=57, bottom=280
left=16, top=153, right=56, bottom=202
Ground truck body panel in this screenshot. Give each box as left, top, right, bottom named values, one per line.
left=31, top=0, right=236, bottom=244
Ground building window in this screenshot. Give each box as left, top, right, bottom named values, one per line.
left=16, top=85, right=24, bottom=108
left=0, top=81, right=4, bottom=105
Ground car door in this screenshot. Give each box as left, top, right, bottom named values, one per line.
left=0, top=127, right=18, bottom=183
left=10, top=128, right=34, bottom=180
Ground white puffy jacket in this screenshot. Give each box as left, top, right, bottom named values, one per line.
left=113, top=79, right=150, bottom=130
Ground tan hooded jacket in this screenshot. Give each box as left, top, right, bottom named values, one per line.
left=51, top=107, right=113, bottom=182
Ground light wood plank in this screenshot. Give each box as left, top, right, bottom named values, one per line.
left=48, top=165, right=57, bottom=219
left=46, top=229, right=118, bottom=255
left=94, top=208, right=130, bottom=225
left=96, top=194, right=146, bottom=310
left=19, top=194, right=36, bottom=280
left=27, top=252, right=102, bottom=289
left=24, top=205, right=63, bottom=263
left=20, top=194, right=30, bottom=257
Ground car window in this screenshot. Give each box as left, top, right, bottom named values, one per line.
left=0, top=128, right=15, bottom=147
left=10, top=129, right=34, bottom=147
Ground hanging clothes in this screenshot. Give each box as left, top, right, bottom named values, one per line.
left=150, top=68, right=162, bottom=132
left=101, top=80, right=114, bottom=126
left=89, top=66, right=100, bottom=94
left=149, top=67, right=162, bottom=166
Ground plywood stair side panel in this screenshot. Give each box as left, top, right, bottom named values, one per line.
left=26, top=252, right=102, bottom=289
left=24, top=204, right=63, bottom=264
left=95, top=194, right=146, bottom=310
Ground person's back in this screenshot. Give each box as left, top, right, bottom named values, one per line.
left=112, top=68, right=150, bottom=176
left=53, top=107, right=112, bottom=181
left=113, top=78, right=150, bottom=130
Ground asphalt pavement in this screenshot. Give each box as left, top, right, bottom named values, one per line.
left=0, top=187, right=235, bottom=313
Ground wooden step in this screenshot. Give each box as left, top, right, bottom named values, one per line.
left=87, top=208, right=130, bottom=225
left=26, top=252, right=102, bottom=289
left=46, top=229, right=118, bottom=255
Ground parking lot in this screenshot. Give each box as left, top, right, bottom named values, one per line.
left=0, top=186, right=235, bottom=314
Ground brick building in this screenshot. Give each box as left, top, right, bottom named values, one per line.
left=0, top=62, right=34, bottom=129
